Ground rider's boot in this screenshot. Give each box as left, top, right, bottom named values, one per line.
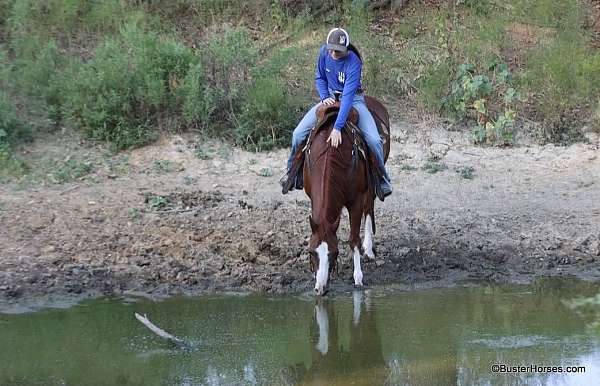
left=375, top=174, right=393, bottom=202
left=280, top=173, right=294, bottom=194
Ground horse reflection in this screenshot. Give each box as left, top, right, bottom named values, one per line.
left=286, top=291, right=387, bottom=385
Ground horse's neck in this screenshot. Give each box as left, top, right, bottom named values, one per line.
left=319, top=146, right=346, bottom=222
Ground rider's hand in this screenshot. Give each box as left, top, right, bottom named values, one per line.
left=321, top=97, right=335, bottom=106
left=327, top=129, right=342, bottom=148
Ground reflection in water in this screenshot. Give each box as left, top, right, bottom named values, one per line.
left=286, top=290, right=388, bottom=385
left=315, top=301, right=329, bottom=355
left=1, top=279, right=600, bottom=385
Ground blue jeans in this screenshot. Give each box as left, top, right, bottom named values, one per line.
left=287, top=93, right=390, bottom=182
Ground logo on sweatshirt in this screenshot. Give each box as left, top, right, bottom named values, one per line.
left=337, top=71, right=345, bottom=84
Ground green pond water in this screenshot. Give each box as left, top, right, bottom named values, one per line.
left=1, top=279, right=600, bottom=385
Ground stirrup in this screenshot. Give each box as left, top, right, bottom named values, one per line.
left=375, top=179, right=392, bottom=202
left=280, top=173, right=294, bottom=194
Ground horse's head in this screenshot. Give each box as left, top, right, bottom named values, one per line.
left=308, top=215, right=340, bottom=296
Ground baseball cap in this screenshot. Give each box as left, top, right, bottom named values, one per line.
left=326, top=28, right=350, bottom=52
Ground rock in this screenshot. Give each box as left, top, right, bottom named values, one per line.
left=397, top=247, right=410, bottom=257
left=29, top=214, right=54, bottom=231
left=589, top=239, right=600, bottom=256
left=375, top=259, right=385, bottom=267
left=583, top=132, right=599, bottom=144
left=42, top=245, right=56, bottom=253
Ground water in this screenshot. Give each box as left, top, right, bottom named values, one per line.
left=1, top=279, right=600, bottom=385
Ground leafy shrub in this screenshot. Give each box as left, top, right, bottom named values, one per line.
left=0, top=92, right=30, bottom=176
left=415, top=60, right=454, bottom=111
left=0, top=49, right=30, bottom=157
left=460, top=0, right=494, bottom=16
left=180, top=63, right=214, bottom=129
left=49, top=159, right=94, bottom=184
left=521, top=36, right=600, bottom=142
left=442, top=62, right=522, bottom=145
left=0, top=93, right=20, bottom=159
left=200, top=28, right=258, bottom=122
left=442, top=63, right=493, bottom=120
left=235, top=77, right=304, bottom=151
left=11, top=40, right=67, bottom=125
left=63, top=24, right=197, bottom=150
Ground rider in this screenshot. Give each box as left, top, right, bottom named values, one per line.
left=280, top=27, right=392, bottom=201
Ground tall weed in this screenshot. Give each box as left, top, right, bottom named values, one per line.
left=63, top=25, right=196, bottom=150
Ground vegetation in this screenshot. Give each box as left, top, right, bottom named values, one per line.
left=0, top=0, right=599, bottom=177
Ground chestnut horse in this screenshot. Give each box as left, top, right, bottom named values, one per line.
left=304, top=96, right=390, bottom=295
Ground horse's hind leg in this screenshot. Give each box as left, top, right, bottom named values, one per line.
left=348, top=201, right=364, bottom=286
left=362, top=197, right=376, bottom=259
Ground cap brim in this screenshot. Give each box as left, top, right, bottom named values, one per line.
left=326, top=43, right=347, bottom=52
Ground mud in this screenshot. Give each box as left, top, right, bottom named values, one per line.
left=1, top=118, right=600, bottom=310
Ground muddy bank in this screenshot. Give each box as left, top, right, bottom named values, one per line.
left=1, top=120, right=600, bottom=309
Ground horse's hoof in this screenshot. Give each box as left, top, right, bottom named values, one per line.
left=314, top=287, right=328, bottom=296
left=353, top=273, right=363, bottom=287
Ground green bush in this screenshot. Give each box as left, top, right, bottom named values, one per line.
left=10, top=40, right=67, bottom=125
left=441, top=62, right=521, bottom=144
left=200, top=28, right=259, bottom=121
left=63, top=24, right=197, bottom=150
left=180, top=62, right=214, bottom=129
left=0, top=93, right=19, bottom=159
left=415, top=60, right=453, bottom=111
left=522, top=35, right=600, bottom=142
left=0, top=92, right=29, bottom=177
left=7, top=0, right=146, bottom=40
left=460, top=0, right=494, bottom=16
left=0, top=49, right=30, bottom=159
left=235, top=77, right=304, bottom=151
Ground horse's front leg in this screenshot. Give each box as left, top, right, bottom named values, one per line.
left=348, top=202, right=364, bottom=286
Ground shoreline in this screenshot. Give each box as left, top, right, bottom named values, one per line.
left=2, top=121, right=600, bottom=312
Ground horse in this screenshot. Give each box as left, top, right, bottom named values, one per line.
left=303, top=96, right=390, bottom=295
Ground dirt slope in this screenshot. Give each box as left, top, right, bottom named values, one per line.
left=1, top=118, right=600, bottom=309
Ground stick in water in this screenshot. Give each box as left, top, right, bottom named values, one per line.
left=134, top=313, right=186, bottom=346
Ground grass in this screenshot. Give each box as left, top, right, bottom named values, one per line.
left=146, top=194, right=170, bottom=210
left=0, top=0, right=598, bottom=158
left=127, top=207, right=141, bottom=220
left=399, top=163, right=417, bottom=171
left=258, top=167, right=273, bottom=177
left=422, top=160, right=448, bottom=174
left=194, top=141, right=232, bottom=160
left=1, top=155, right=95, bottom=185
left=49, top=159, right=94, bottom=183
left=456, top=166, right=475, bottom=180
left=104, top=155, right=130, bottom=175
left=152, top=159, right=173, bottom=174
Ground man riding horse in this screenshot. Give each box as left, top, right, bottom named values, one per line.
left=280, top=27, right=392, bottom=201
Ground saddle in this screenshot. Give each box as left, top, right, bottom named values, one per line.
left=288, top=98, right=390, bottom=192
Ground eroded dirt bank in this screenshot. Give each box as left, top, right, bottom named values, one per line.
left=1, top=119, right=600, bottom=310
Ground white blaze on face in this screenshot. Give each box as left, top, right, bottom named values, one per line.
left=315, top=303, right=329, bottom=355
left=362, top=214, right=375, bottom=259
left=353, top=246, right=363, bottom=286
left=314, top=241, right=329, bottom=295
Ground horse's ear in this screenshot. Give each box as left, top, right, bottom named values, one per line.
left=309, top=216, right=317, bottom=233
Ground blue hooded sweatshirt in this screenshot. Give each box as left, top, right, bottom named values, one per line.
left=315, top=45, right=362, bottom=131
